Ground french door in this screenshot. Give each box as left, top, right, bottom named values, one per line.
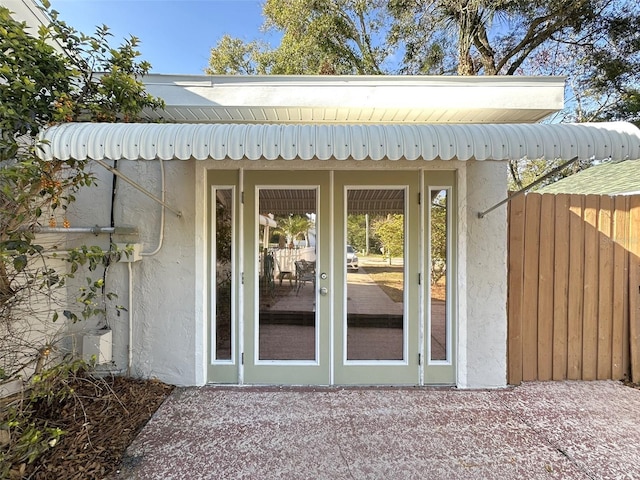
left=208, top=169, right=455, bottom=385
left=243, top=171, right=332, bottom=384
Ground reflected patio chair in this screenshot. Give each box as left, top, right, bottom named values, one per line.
left=295, top=260, right=316, bottom=296
left=263, top=251, right=275, bottom=298
left=274, top=255, right=293, bottom=286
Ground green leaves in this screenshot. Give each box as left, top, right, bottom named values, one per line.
left=372, top=214, right=404, bottom=263
left=0, top=3, right=160, bottom=383
left=12, top=255, right=27, bottom=272
left=208, top=0, right=391, bottom=75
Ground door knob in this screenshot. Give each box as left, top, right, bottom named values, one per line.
left=319, top=287, right=328, bottom=296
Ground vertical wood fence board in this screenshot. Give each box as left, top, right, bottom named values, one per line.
left=522, top=193, right=542, bottom=381
left=612, top=196, right=630, bottom=379
left=567, top=195, right=585, bottom=380
left=537, top=194, right=556, bottom=380
left=582, top=195, right=600, bottom=380
left=629, top=196, right=640, bottom=383
left=552, top=194, right=570, bottom=380
left=507, top=194, right=526, bottom=385
left=597, top=196, right=614, bottom=379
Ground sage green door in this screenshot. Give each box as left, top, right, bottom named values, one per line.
left=210, top=169, right=454, bottom=385
left=242, top=171, right=331, bottom=384
left=332, top=171, right=421, bottom=385
left=241, top=170, right=428, bottom=385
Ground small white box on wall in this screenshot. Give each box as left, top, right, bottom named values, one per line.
left=82, top=329, right=113, bottom=364
left=115, top=243, right=143, bottom=262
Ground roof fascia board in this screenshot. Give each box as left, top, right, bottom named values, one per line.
left=141, top=74, right=566, bottom=124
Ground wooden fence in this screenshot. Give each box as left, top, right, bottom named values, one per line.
left=508, top=193, right=640, bottom=384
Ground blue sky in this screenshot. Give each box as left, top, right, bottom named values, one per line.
left=48, top=0, right=269, bottom=74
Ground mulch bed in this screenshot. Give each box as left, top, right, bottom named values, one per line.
left=17, top=376, right=174, bottom=480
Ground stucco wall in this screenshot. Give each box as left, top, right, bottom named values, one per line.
left=64, top=159, right=197, bottom=386
left=62, top=158, right=508, bottom=388
left=457, top=161, right=509, bottom=388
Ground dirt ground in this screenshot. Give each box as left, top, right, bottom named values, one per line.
left=13, top=375, right=174, bottom=480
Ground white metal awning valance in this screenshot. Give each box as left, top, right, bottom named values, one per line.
left=39, top=121, right=640, bottom=162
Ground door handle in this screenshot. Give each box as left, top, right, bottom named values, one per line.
left=319, top=287, right=328, bottom=296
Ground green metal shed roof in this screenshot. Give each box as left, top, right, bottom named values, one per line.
left=539, top=159, right=640, bottom=195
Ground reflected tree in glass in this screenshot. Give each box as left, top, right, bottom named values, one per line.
left=215, top=189, right=233, bottom=360
left=347, top=189, right=405, bottom=361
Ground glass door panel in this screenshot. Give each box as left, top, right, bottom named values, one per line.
left=334, top=172, right=419, bottom=385
left=346, top=189, right=405, bottom=361
left=243, top=171, right=330, bottom=385
left=430, top=189, right=448, bottom=362
left=208, top=170, right=240, bottom=384
left=214, top=188, right=233, bottom=361
left=258, top=188, right=317, bottom=361
left=424, top=171, right=456, bottom=385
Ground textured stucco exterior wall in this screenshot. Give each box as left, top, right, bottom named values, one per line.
left=117, top=159, right=197, bottom=385
left=457, top=160, right=509, bottom=388
left=63, top=158, right=508, bottom=388
left=64, top=159, right=198, bottom=386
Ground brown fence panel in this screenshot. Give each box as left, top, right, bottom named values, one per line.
left=597, top=195, right=614, bottom=379
left=522, top=193, right=541, bottom=381
left=537, top=194, right=555, bottom=381
left=508, top=193, right=636, bottom=384
left=567, top=194, right=585, bottom=380
left=507, top=194, right=526, bottom=385
left=582, top=195, right=600, bottom=380
left=612, top=196, right=629, bottom=379
left=629, top=196, right=640, bottom=383
left=552, top=194, right=570, bottom=380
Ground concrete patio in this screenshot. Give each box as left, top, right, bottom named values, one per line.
left=116, top=380, right=640, bottom=479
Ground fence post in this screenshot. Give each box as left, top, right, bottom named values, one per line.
left=507, top=194, right=526, bottom=385
left=629, top=196, right=640, bottom=383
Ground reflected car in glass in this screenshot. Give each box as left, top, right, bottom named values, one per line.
left=346, top=245, right=359, bottom=271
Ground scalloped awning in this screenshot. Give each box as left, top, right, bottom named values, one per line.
left=39, top=121, right=640, bottom=162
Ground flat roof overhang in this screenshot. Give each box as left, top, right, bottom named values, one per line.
left=140, top=74, right=566, bottom=124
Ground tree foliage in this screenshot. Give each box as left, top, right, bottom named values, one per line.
left=208, top=0, right=640, bottom=188
left=371, top=214, right=404, bottom=265
left=208, top=0, right=392, bottom=75
left=274, top=214, right=313, bottom=246
left=430, top=191, right=447, bottom=284
left=1, top=1, right=163, bottom=473
left=0, top=1, right=163, bottom=380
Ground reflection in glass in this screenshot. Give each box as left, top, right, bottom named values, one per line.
left=215, top=189, right=233, bottom=360
left=258, top=189, right=317, bottom=360
left=430, top=189, right=448, bottom=361
left=346, top=189, right=405, bottom=360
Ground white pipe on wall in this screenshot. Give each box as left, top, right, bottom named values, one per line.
left=127, top=261, right=133, bottom=376
left=141, top=159, right=166, bottom=257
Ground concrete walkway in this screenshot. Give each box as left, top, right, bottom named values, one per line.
left=117, top=381, right=640, bottom=479
left=267, top=268, right=402, bottom=315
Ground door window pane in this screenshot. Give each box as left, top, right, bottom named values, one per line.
left=430, top=189, right=448, bottom=361
left=346, top=189, right=405, bottom=360
left=258, top=189, right=317, bottom=360
left=214, top=189, right=233, bottom=361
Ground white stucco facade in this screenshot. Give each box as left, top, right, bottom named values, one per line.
left=12, top=0, right=640, bottom=389
left=60, top=157, right=510, bottom=388
left=38, top=75, right=640, bottom=388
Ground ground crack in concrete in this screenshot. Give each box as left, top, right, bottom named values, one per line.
left=498, top=395, right=598, bottom=480
left=328, top=394, right=357, bottom=480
